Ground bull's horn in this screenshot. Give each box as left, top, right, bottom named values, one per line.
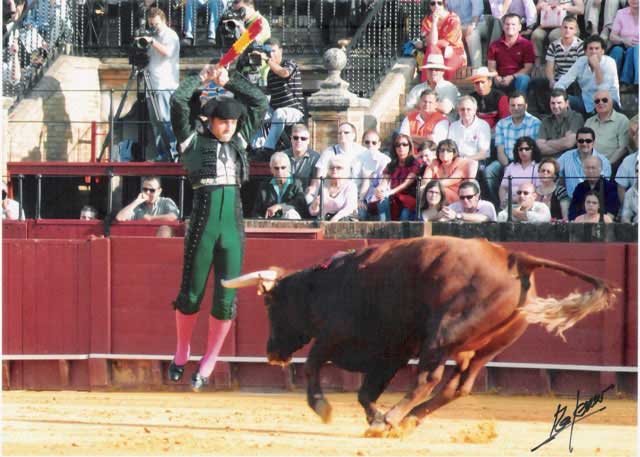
left=221, top=270, right=278, bottom=288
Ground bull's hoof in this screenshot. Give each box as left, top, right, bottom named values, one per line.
left=397, top=415, right=420, bottom=436
left=364, top=420, right=391, bottom=438
left=314, top=398, right=332, bottom=424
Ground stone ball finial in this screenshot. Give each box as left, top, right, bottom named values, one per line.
left=323, top=48, right=347, bottom=73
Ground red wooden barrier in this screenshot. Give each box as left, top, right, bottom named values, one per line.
left=2, top=220, right=28, bottom=239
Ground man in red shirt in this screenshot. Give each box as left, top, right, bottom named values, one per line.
left=487, top=13, right=535, bottom=96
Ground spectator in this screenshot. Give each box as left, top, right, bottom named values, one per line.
left=254, top=38, right=305, bottom=159
left=544, top=15, right=585, bottom=85
left=252, top=151, right=306, bottom=219
left=115, top=176, right=179, bottom=222
left=573, top=190, right=614, bottom=222
left=312, top=122, right=368, bottom=193
left=499, top=136, right=541, bottom=208
left=584, top=90, right=629, bottom=168
left=558, top=127, right=612, bottom=197
left=309, top=155, right=359, bottom=222
left=419, top=179, right=449, bottom=221
left=488, top=0, right=538, bottom=42
left=156, top=225, right=174, bottom=237
left=139, top=8, right=179, bottom=161
left=608, top=0, right=639, bottom=91
left=417, top=0, right=467, bottom=82
left=447, top=0, right=488, bottom=68
left=1, top=181, right=22, bottom=220
left=423, top=139, right=474, bottom=202
left=532, top=2, right=585, bottom=66
left=79, top=205, right=98, bottom=220
left=181, top=0, right=223, bottom=46
left=536, top=157, right=571, bottom=220
left=415, top=140, right=438, bottom=170
left=371, top=133, right=420, bottom=221
left=400, top=89, right=449, bottom=147
left=405, top=53, right=460, bottom=117
left=554, top=35, right=620, bottom=114
left=487, top=13, right=536, bottom=95
left=359, top=129, right=391, bottom=220
left=536, top=88, right=585, bottom=157
left=568, top=155, right=619, bottom=220
left=620, top=163, right=638, bottom=223
left=498, top=181, right=551, bottom=222
left=440, top=179, right=497, bottom=222
left=485, top=91, right=541, bottom=204
left=448, top=95, right=491, bottom=173
left=584, top=0, right=624, bottom=39
left=468, top=67, right=510, bottom=130
left=284, top=124, right=319, bottom=191
left=615, top=150, right=638, bottom=203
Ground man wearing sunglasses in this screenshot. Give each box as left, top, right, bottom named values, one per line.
left=283, top=124, right=319, bottom=191
left=584, top=89, right=630, bottom=167
left=558, top=127, right=612, bottom=197
left=441, top=180, right=497, bottom=222
left=497, top=182, right=551, bottom=222
left=115, top=176, right=179, bottom=222
left=252, top=151, right=307, bottom=219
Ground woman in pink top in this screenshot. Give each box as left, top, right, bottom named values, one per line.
left=499, top=136, right=541, bottom=208
left=609, top=0, right=639, bottom=87
left=308, top=155, right=358, bottom=222
left=422, top=139, right=472, bottom=203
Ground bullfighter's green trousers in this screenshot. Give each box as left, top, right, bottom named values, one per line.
left=173, top=186, right=244, bottom=320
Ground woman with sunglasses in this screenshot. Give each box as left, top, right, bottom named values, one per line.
left=535, top=157, right=570, bottom=221
left=308, top=155, right=359, bottom=222
left=422, top=139, right=472, bottom=203
left=499, top=136, right=541, bottom=208
left=419, top=180, right=449, bottom=221
left=573, top=190, right=614, bottom=223
left=372, top=133, right=420, bottom=221
left=418, top=0, right=467, bottom=81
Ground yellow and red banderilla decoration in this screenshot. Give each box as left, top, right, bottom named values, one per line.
left=218, top=18, right=264, bottom=68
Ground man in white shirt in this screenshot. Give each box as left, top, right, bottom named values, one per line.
left=498, top=182, right=551, bottom=222
left=447, top=96, right=491, bottom=177
left=141, top=8, right=180, bottom=161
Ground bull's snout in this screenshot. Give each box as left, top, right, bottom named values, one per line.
left=267, top=352, right=292, bottom=367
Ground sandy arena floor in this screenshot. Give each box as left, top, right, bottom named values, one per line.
left=2, top=390, right=637, bottom=456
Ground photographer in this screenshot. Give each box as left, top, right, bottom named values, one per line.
left=227, top=0, right=270, bottom=45
left=253, top=38, right=305, bottom=159
left=136, top=7, right=180, bottom=161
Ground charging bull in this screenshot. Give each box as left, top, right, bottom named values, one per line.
left=222, top=236, right=616, bottom=437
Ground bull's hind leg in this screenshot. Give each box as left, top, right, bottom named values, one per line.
left=398, top=314, right=529, bottom=433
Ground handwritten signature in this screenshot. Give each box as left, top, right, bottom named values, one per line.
left=531, top=384, right=614, bottom=453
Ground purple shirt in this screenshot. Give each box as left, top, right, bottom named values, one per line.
left=448, top=199, right=498, bottom=221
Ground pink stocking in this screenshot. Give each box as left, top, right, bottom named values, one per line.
left=174, top=310, right=198, bottom=366
left=198, top=316, right=232, bottom=378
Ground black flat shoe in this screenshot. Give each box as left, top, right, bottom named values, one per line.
left=168, top=361, right=185, bottom=382
left=191, top=371, right=209, bottom=392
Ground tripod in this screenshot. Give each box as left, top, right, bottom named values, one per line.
left=98, top=65, right=172, bottom=162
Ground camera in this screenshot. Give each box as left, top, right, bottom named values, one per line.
left=128, top=17, right=156, bottom=68
left=248, top=43, right=272, bottom=67
left=219, top=6, right=246, bottom=43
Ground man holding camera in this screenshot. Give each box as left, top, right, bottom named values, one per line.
left=229, top=0, right=270, bottom=45
left=137, top=7, right=180, bottom=161
left=254, top=38, right=305, bottom=159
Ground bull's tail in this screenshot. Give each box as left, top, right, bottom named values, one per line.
left=508, top=252, right=618, bottom=341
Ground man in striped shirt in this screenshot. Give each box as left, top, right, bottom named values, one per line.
left=544, top=15, right=585, bottom=86
left=258, top=38, right=305, bottom=158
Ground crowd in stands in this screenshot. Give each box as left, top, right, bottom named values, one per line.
left=2, top=0, right=638, bottom=226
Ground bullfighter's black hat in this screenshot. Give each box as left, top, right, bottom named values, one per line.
left=202, top=96, right=246, bottom=120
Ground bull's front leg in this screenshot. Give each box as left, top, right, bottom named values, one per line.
left=358, top=363, right=404, bottom=426
left=304, top=339, right=334, bottom=423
